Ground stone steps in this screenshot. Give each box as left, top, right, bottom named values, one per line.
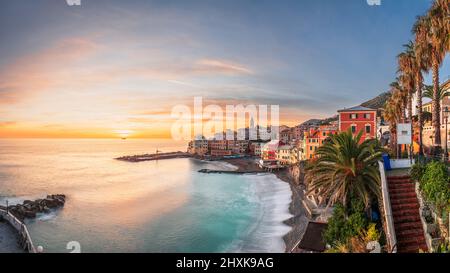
left=387, top=176, right=427, bottom=253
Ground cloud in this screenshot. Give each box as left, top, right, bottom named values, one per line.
left=167, top=80, right=199, bottom=88
left=0, top=38, right=99, bottom=104
left=195, top=59, right=253, bottom=75
left=0, top=121, right=16, bottom=127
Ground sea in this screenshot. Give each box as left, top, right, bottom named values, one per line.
left=0, top=139, right=292, bottom=253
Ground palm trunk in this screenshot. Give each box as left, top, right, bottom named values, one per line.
left=432, top=56, right=441, bottom=150
left=416, top=73, right=423, bottom=156
left=407, top=92, right=413, bottom=158
left=390, top=127, right=397, bottom=157
left=407, top=92, right=413, bottom=123
left=394, top=129, right=400, bottom=159
left=402, top=105, right=407, bottom=123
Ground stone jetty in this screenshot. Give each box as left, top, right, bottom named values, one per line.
left=198, top=169, right=266, bottom=174
left=1, top=195, right=66, bottom=221
left=116, top=151, right=191, bottom=162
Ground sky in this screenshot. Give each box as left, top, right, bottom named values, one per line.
left=0, top=0, right=449, bottom=138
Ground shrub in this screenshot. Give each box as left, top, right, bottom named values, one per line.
left=323, top=200, right=368, bottom=247
left=365, top=223, right=381, bottom=242
left=410, top=163, right=426, bottom=182
left=420, top=161, right=450, bottom=215
left=325, top=222, right=381, bottom=253
left=434, top=241, right=450, bottom=253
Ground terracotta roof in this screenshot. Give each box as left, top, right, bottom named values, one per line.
left=297, top=222, right=328, bottom=252
left=337, top=106, right=376, bottom=112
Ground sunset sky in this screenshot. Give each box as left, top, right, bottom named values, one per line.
left=0, top=0, right=449, bottom=138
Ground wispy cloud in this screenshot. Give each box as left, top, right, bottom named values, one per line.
left=195, top=59, right=253, bottom=75
left=0, top=121, right=16, bottom=127
left=0, top=38, right=99, bottom=104
left=167, top=80, right=199, bottom=88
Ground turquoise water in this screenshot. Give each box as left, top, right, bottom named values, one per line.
left=0, top=139, right=292, bottom=253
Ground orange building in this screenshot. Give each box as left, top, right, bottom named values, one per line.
left=338, top=106, right=377, bottom=143
left=304, top=125, right=338, bottom=159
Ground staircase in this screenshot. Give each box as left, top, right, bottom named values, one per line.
left=387, top=175, right=428, bottom=253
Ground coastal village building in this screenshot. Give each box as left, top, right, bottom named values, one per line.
left=227, top=140, right=250, bottom=155
left=304, top=125, right=338, bottom=159
left=249, top=141, right=266, bottom=156
left=261, top=140, right=279, bottom=161
left=209, top=140, right=231, bottom=157
left=280, top=129, right=292, bottom=144
left=292, top=126, right=303, bottom=141
left=290, top=147, right=302, bottom=165
left=421, top=79, right=450, bottom=150
left=276, top=145, right=293, bottom=165
left=304, top=129, right=320, bottom=159
left=338, top=106, right=377, bottom=143
left=187, top=138, right=209, bottom=156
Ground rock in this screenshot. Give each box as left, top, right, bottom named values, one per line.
left=3, top=194, right=66, bottom=220
left=23, top=210, right=36, bottom=218
left=45, top=199, right=58, bottom=208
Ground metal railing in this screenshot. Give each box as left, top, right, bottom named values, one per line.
left=0, top=208, right=36, bottom=253
left=378, top=161, right=398, bottom=253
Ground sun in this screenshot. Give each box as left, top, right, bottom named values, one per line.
left=115, top=130, right=134, bottom=139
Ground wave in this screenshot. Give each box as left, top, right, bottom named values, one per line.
left=224, top=173, right=293, bottom=253
left=35, top=210, right=59, bottom=222
left=203, top=160, right=239, bottom=171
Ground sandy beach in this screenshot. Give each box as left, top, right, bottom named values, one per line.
left=223, top=158, right=309, bottom=252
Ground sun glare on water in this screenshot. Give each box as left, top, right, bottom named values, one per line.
left=115, top=130, right=134, bottom=139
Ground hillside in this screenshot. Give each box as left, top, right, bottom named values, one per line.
left=298, top=91, right=390, bottom=127
left=360, top=92, right=391, bottom=110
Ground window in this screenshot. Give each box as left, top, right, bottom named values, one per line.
left=365, top=125, right=371, bottom=134
left=351, top=125, right=357, bottom=133
left=310, top=146, right=313, bottom=151
left=350, top=113, right=358, bottom=119
left=364, top=113, right=371, bottom=119
left=322, top=132, right=326, bottom=137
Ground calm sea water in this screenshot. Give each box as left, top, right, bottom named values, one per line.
left=0, top=139, right=292, bottom=253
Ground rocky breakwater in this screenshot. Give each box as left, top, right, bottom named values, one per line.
left=7, top=195, right=66, bottom=221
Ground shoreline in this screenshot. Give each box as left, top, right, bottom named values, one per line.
left=222, top=158, right=309, bottom=253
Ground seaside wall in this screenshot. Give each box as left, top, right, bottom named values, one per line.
left=0, top=208, right=36, bottom=253
left=288, top=163, right=305, bottom=185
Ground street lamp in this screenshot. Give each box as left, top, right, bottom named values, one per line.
left=443, top=107, right=450, bottom=161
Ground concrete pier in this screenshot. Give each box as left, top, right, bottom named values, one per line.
left=0, top=221, right=24, bottom=253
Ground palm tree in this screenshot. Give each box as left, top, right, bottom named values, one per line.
left=423, top=84, right=450, bottom=100
left=305, top=130, right=383, bottom=211
left=398, top=42, right=416, bottom=124
left=384, top=89, right=404, bottom=157
left=389, top=80, right=408, bottom=121
left=417, top=1, right=449, bottom=153
left=413, top=18, right=432, bottom=156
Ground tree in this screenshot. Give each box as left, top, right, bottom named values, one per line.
left=417, top=1, right=449, bottom=154
left=413, top=17, right=432, bottom=156
left=398, top=42, right=416, bottom=124
left=422, top=84, right=450, bottom=100
left=305, top=130, right=383, bottom=211
left=384, top=89, right=404, bottom=157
